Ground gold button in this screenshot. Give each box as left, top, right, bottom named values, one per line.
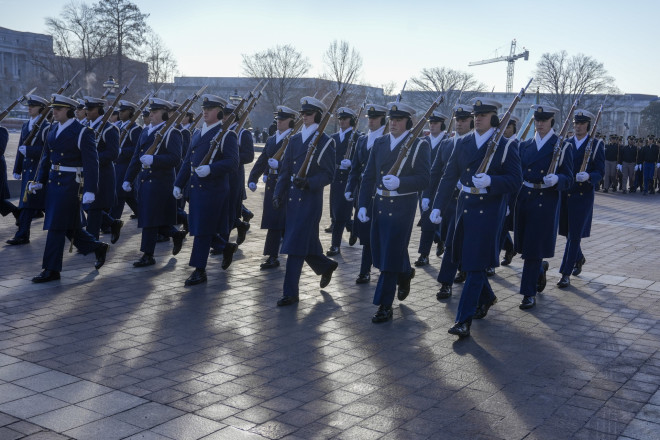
left=539, top=192, right=543, bottom=196
left=528, top=191, right=532, bottom=195
left=580, top=192, right=583, bottom=195
left=464, top=209, right=467, bottom=213
left=389, top=213, right=392, bottom=216
left=390, top=200, right=393, bottom=203
left=58, top=172, right=62, bottom=176
left=381, top=171, right=384, bottom=174
left=466, top=168, right=470, bottom=172
left=479, top=196, right=483, bottom=200
left=541, top=170, right=545, bottom=174
left=298, top=198, right=301, bottom=201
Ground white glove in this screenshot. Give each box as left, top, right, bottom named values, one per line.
left=140, top=155, right=153, bottom=166
left=506, top=206, right=510, bottom=216
left=421, top=198, right=430, bottom=211
left=82, top=192, right=95, bottom=204
left=13, top=173, right=21, bottom=180
left=543, top=173, right=559, bottom=187
left=576, top=171, right=589, bottom=182
left=430, top=209, right=442, bottom=224
left=472, top=173, right=491, bottom=189
left=617, top=164, right=622, bottom=172
left=262, top=174, right=268, bottom=183
left=18, top=145, right=27, bottom=156
left=268, top=158, right=279, bottom=169
left=657, top=163, right=660, bottom=169
left=382, top=175, right=400, bottom=191
left=122, top=181, right=132, bottom=192
left=344, top=192, right=354, bottom=201
left=357, top=207, right=370, bottom=223
left=635, top=164, right=641, bottom=171
left=340, top=159, right=351, bottom=169
left=173, top=186, right=183, bottom=199
left=195, top=165, right=210, bottom=177
left=248, top=182, right=257, bottom=192
left=28, top=182, right=43, bottom=194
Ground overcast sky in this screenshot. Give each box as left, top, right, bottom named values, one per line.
left=2, top=0, right=659, bottom=96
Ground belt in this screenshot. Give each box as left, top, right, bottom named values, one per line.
left=51, top=164, right=82, bottom=173
left=376, top=188, right=416, bottom=197
left=269, top=169, right=278, bottom=175
left=460, top=185, right=487, bottom=195
left=456, top=182, right=463, bottom=190
left=522, top=181, right=551, bottom=189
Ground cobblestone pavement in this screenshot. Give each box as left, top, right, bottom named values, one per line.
left=1, top=149, right=660, bottom=439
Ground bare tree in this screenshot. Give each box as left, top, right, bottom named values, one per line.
left=640, top=102, right=660, bottom=137
left=322, top=40, right=362, bottom=91
left=143, top=29, right=178, bottom=88
left=533, top=51, right=619, bottom=122
left=410, top=67, right=487, bottom=116
left=94, top=0, right=149, bottom=84
left=242, top=44, right=310, bottom=112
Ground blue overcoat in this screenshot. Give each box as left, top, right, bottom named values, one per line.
left=115, top=123, right=142, bottom=198
left=0, top=127, right=9, bottom=200
left=14, top=119, right=49, bottom=209
left=329, top=130, right=356, bottom=223
left=88, top=120, right=119, bottom=210
left=346, top=134, right=372, bottom=245
left=247, top=133, right=286, bottom=230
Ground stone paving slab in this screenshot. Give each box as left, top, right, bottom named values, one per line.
left=1, top=156, right=660, bottom=439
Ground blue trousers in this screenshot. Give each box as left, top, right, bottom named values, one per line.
left=263, top=229, right=282, bottom=257
left=520, top=258, right=542, bottom=297
left=140, top=225, right=177, bottom=255
left=283, top=254, right=334, bottom=298
left=437, top=244, right=459, bottom=284
left=559, top=239, right=582, bottom=276
left=643, top=162, right=655, bottom=192
left=373, top=271, right=398, bottom=306
left=42, top=228, right=101, bottom=272
left=190, top=235, right=212, bottom=269
left=14, top=208, right=36, bottom=240
left=418, top=229, right=435, bottom=255
left=455, top=271, right=495, bottom=324
left=360, top=244, right=372, bottom=276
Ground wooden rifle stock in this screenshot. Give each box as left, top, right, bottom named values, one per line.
left=236, top=81, right=268, bottom=132
left=343, top=98, right=368, bottom=160
left=94, top=76, right=135, bottom=139
left=386, top=94, right=444, bottom=176
left=548, top=93, right=583, bottom=174
left=475, top=77, right=533, bottom=175
left=296, top=87, right=345, bottom=179
left=119, top=92, right=152, bottom=145
left=579, top=104, right=604, bottom=173
left=271, top=118, right=303, bottom=162
left=0, top=87, right=37, bottom=123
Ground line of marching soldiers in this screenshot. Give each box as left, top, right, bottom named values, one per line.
left=600, top=134, right=660, bottom=195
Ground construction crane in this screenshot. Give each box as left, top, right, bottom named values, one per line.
left=469, top=39, right=529, bottom=93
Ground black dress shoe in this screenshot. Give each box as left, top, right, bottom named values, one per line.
left=474, top=296, right=498, bottom=319
left=236, top=221, right=249, bottom=245
left=501, top=250, right=516, bottom=266
left=371, top=304, right=393, bottom=323
left=185, top=268, right=207, bottom=286
left=436, top=283, right=452, bottom=300
left=537, top=261, right=550, bottom=292
left=397, top=268, right=415, bottom=301
left=320, top=260, right=339, bottom=288
left=557, top=274, right=571, bottom=288
left=172, top=230, right=187, bottom=256
left=222, top=242, right=238, bottom=270
left=32, top=270, right=61, bottom=283
left=110, top=219, right=124, bottom=244
left=326, top=246, right=340, bottom=256
left=260, top=256, right=280, bottom=270
left=519, top=295, right=536, bottom=310
left=436, top=241, right=445, bottom=257
left=356, top=273, right=370, bottom=284
left=242, top=209, right=254, bottom=222
left=277, top=295, right=299, bottom=306
left=485, top=267, right=495, bottom=277
left=603, top=188, right=608, bottom=193
left=94, top=242, right=109, bottom=270
left=448, top=321, right=471, bottom=337
left=414, top=255, right=429, bottom=267
left=454, top=271, right=466, bottom=284
left=572, top=256, right=586, bottom=276
left=133, top=253, right=155, bottom=267
left=6, top=237, right=30, bottom=246
left=348, top=234, right=358, bottom=246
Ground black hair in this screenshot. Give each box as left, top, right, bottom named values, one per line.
left=162, top=111, right=169, bottom=121
left=314, top=111, right=322, bottom=124
left=509, top=121, right=517, bottom=134
left=288, top=119, right=295, bottom=129
left=470, top=119, right=474, bottom=129
left=441, top=121, right=447, bottom=131
left=406, top=118, right=413, bottom=130
left=187, top=114, right=193, bottom=124
left=97, top=107, right=105, bottom=116
left=380, top=116, right=386, bottom=126
left=550, top=118, right=555, bottom=128
left=66, top=108, right=75, bottom=119
left=349, top=117, right=356, bottom=127
left=490, top=114, right=499, bottom=128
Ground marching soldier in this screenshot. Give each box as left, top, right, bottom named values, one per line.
left=123, top=98, right=186, bottom=267
left=619, top=135, right=636, bottom=193
left=272, top=96, right=338, bottom=306
left=0, top=122, right=19, bottom=223
left=557, top=109, right=605, bottom=287
left=173, top=95, right=238, bottom=285
left=416, top=110, right=447, bottom=267
left=327, top=107, right=357, bottom=256
left=247, top=105, right=298, bottom=269
left=358, top=102, right=430, bottom=323
left=74, top=100, right=87, bottom=125
left=8, top=95, right=50, bottom=245
left=28, top=94, right=109, bottom=282
left=345, top=104, right=387, bottom=284
left=430, top=98, right=522, bottom=336
left=110, top=100, right=141, bottom=222
left=603, top=135, right=619, bottom=192
left=514, top=105, right=573, bottom=309
left=640, top=135, right=657, bottom=195
left=423, top=104, right=473, bottom=300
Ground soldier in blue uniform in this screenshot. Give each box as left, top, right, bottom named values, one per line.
left=272, top=96, right=338, bottom=306
left=345, top=104, right=387, bottom=284
left=430, top=98, right=522, bottom=336
left=83, top=96, right=120, bottom=241
left=514, top=105, right=573, bottom=309
left=123, top=98, right=185, bottom=267
left=174, top=95, right=239, bottom=285
left=557, top=109, right=605, bottom=288
left=247, top=105, right=298, bottom=269
left=110, top=100, right=141, bottom=223
left=28, top=94, right=109, bottom=283
left=498, top=115, right=521, bottom=269
left=327, top=107, right=358, bottom=256
left=423, top=104, right=473, bottom=300
left=175, top=108, right=194, bottom=231
left=416, top=110, right=448, bottom=267
left=0, top=121, right=19, bottom=223
left=8, top=95, right=50, bottom=245
left=358, top=102, right=430, bottom=323
left=74, top=99, right=87, bottom=125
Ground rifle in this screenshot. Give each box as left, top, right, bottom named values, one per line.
left=382, top=81, right=407, bottom=137
left=343, top=97, right=368, bottom=160
left=236, top=81, right=268, bottom=132
left=579, top=104, right=604, bottom=173
left=444, top=90, right=463, bottom=136
left=119, top=91, right=153, bottom=145
left=475, top=77, right=533, bottom=175
left=296, top=86, right=346, bottom=179
left=0, top=87, right=37, bottom=123
left=386, top=94, right=445, bottom=176
left=143, top=84, right=207, bottom=159
left=189, top=111, right=203, bottom=132
left=547, top=92, right=583, bottom=174
left=271, top=117, right=304, bottom=162
left=70, top=88, right=82, bottom=99
left=94, top=75, right=135, bottom=139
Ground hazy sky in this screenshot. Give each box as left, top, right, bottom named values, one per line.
left=3, top=0, right=659, bottom=96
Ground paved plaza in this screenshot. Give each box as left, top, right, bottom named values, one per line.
left=1, top=144, right=660, bottom=439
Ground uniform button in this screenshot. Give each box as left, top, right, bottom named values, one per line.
left=141, top=179, right=144, bottom=182
left=539, top=192, right=543, bottom=196
left=381, top=171, right=384, bottom=174
left=298, top=198, right=301, bottom=201
left=390, top=200, right=393, bottom=203
left=466, top=168, right=470, bottom=172
left=289, top=198, right=292, bottom=201
left=480, top=210, right=483, bottom=214
left=149, top=179, right=152, bottom=182
left=528, top=191, right=531, bottom=195
left=539, top=204, right=542, bottom=207
left=389, top=213, right=392, bottom=216
left=464, top=209, right=467, bottom=213
left=528, top=168, right=531, bottom=172
left=379, top=211, right=382, bottom=214
left=58, top=172, right=62, bottom=176
left=541, top=170, right=545, bottom=174
left=580, top=192, right=583, bottom=195
left=293, top=161, right=296, bottom=164
left=266, top=186, right=270, bottom=190
left=568, top=194, right=571, bottom=197
left=479, top=196, right=483, bottom=200
left=57, top=182, right=61, bottom=186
